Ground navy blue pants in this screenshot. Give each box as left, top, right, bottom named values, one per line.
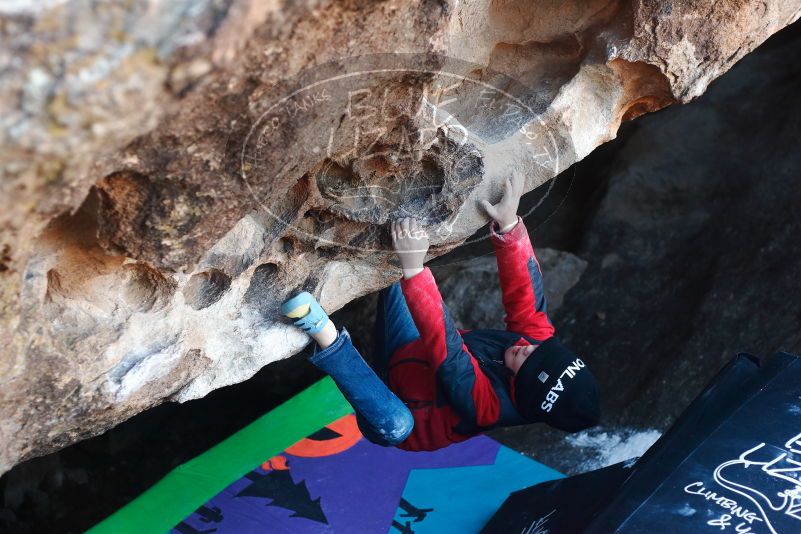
left=309, top=283, right=419, bottom=446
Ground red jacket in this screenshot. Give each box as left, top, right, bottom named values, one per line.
left=389, top=217, right=555, bottom=451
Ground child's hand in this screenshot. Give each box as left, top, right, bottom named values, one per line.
left=480, top=171, right=525, bottom=233
left=391, top=217, right=429, bottom=279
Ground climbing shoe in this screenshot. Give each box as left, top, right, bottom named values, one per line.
left=281, top=291, right=330, bottom=334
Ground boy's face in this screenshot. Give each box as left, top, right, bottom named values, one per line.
left=504, top=343, right=538, bottom=374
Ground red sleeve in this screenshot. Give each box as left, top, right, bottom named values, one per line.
left=400, top=268, right=499, bottom=427
left=490, top=216, right=555, bottom=341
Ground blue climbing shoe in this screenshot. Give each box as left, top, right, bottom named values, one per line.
left=281, top=291, right=330, bottom=334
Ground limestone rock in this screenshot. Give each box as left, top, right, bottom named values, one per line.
left=183, top=269, right=232, bottom=311
left=1, top=0, right=800, bottom=473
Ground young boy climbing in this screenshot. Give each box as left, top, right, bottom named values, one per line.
left=281, top=172, right=600, bottom=451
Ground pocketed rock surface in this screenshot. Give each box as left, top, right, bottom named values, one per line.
left=1, top=0, right=799, bottom=473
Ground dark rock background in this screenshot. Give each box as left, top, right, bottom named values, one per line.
left=3, top=21, right=801, bottom=534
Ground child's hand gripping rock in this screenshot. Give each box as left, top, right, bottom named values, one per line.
left=391, top=217, right=430, bottom=280
left=480, top=171, right=525, bottom=233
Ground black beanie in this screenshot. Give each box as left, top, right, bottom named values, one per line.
left=513, top=337, right=600, bottom=432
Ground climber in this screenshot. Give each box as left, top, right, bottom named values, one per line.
left=281, top=172, right=600, bottom=451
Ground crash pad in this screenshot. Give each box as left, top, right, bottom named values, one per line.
left=92, top=377, right=560, bottom=533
